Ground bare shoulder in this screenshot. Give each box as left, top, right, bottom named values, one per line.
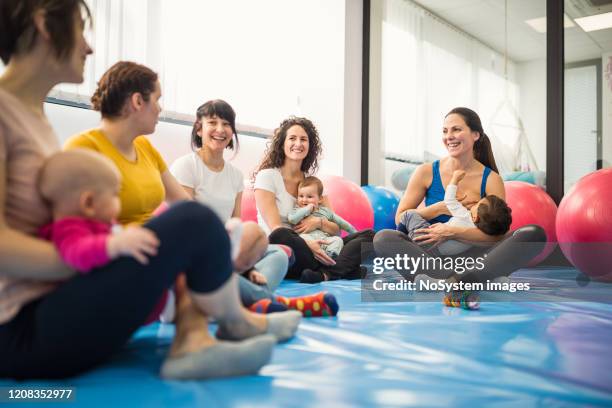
left=486, top=170, right=503, bottom=186
left=411, top=162, right=433, bottom=187
left=486, top=170, right=505, bottom=197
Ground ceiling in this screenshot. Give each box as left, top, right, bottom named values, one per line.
left=412, top=0, right=612, bottom=63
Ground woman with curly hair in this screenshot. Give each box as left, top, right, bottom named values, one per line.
left=253, top=117, right=374, bottom=283
left=171, top=100, right=339, bottom=316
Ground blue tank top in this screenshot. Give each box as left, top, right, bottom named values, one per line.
left=425, top=160, right=491, bottom=224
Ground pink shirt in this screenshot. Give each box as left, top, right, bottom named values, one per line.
left=0, top=88, right=60, bottom=325
left=40, top=218, right=111, bottom=273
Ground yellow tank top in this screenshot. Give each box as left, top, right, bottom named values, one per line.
left=64, top=129, right=167, bottom=225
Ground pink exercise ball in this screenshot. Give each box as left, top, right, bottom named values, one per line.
left=320, top=175, right=374, bottom=235
left=240, top=186, right=258, bottom=222
left=556, top=168, right=612, bottom=281
left=505, top=181, right=557, bottom=266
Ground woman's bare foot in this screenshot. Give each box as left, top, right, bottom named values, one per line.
left=170, top=274, right=217, bottom=357
left=169, top=319, right=217, bottom=358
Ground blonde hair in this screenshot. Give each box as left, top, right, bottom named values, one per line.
left=39, top=149, right=120, bottom=207
left=298, top=176, right=324, bottom=196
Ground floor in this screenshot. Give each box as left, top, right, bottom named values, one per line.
left=2, top=268, right=612, bottom=408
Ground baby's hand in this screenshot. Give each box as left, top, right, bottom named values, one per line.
left=451, top=170, right=466, bottom=184
left=107, top=226, right=160, bottom=264
left=248, top=269, right=268, bottom=285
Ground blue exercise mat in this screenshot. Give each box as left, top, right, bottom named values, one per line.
left=2, top=268, right=612, bottom=407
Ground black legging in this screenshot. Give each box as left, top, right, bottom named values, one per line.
left=269, top=228, right=375, bottom=280
left=373, top=225, right=546, bottom=282
left=0, top=201, right=232, bottom=379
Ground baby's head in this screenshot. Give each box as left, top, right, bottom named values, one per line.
left=470, top=195, right=512, bottom=236
left=297, top=176, right=324, bottom=207
left=39, top=149, right=121, bottom=223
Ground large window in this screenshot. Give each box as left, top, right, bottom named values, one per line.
left=54, top=0, right=346, bottom=135
left=370, top=0, right=525, bottom=189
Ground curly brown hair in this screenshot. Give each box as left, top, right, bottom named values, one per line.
left=253, top=116, right=322, bottom=180
left=91, top=61, right=158, bottom=119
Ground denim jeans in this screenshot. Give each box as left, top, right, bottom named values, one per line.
left=237, top=244, right=289, bottom=306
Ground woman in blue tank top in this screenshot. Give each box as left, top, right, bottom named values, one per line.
left=374, top=107, right=546, bottom=282
left=425, top=159, right=492, bottom=225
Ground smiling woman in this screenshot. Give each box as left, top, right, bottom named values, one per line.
left=373, top=107, right=546, bottom=284
left=0, top=19, right=300, bottom=377
left=253, top=116, right=375, bottom=283
left=171, top=99, right=242, bottom=222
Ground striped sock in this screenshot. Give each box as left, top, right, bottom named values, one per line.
left=443, top=290, right=480, bottom=310
left=275, top=292, right=339, bottom=317
left=248, top=299, right=288, bottom=314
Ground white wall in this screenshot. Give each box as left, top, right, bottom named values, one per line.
left=367, top=0, right=385, bottom=187
left=342, top=0, right=364, bottom=183
left=33, top=0, right=365, bottom=186
left=516, top=58, right=547, bottom=170
left=45, top=103, right=268, bottom=183
left=603, top=52, right=612, bottom=166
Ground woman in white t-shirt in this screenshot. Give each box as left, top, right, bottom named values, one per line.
left=253, top=117, right=375, bottom=283
left=172, top=100, right=327, bottom=311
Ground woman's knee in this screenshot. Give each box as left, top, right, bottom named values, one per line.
left=373, top=229, right=404, bottom=248
left=170, top=201, right=223, bottom=231
left=263, top=245, right=290, bottom=268
left=256, top=246, right=289, bottom=290
left=510, top=224, right=547, bottom=243
left=152, top=201, right=229, bottom=248
left=268, top=227, right=295, bottom=244
left=242, top=222, right=268, bottom=256
left=235, top=222, right=268, bottom=272
left=361, top=229, right=376, bottom=241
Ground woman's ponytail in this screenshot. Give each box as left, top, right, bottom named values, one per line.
left=474, top=132, right=498, bottom=173
left=446, top=107, right=498, bottom=173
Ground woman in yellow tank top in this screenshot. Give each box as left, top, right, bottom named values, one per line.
left=0, top=4, right=299, bottom=379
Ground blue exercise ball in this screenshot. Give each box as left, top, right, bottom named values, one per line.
left=361, top=185, right=400, bottom=231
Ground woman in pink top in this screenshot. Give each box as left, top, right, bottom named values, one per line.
left=0, top=0, right=299, bottom=380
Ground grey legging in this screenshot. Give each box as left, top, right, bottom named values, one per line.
left=373, top=225, right=546, bottom=282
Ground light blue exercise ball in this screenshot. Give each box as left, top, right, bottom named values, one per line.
left=361, top=185, right=400, bottom=231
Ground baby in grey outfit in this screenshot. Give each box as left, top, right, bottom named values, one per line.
left=288, top=176, right=357, bottom=258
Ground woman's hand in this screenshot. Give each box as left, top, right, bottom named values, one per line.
left=305, top=239, right=336, bottom=266
left=247, top=269, right=268, bottom=285
left=294, top=216, right=320, bottom=234
left=458, top=194, right=479, bottom=209
left=413, top=223, right=457, bottom=245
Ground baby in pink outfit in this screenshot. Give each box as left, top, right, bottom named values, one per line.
left=38, top=149, right=159, bottom=273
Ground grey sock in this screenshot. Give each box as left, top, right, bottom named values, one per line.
left=265, top=310, right=302, bottom=342
left=217, top=310, right=302, bottom=343
left=160, top=334, right=276, bottom=380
